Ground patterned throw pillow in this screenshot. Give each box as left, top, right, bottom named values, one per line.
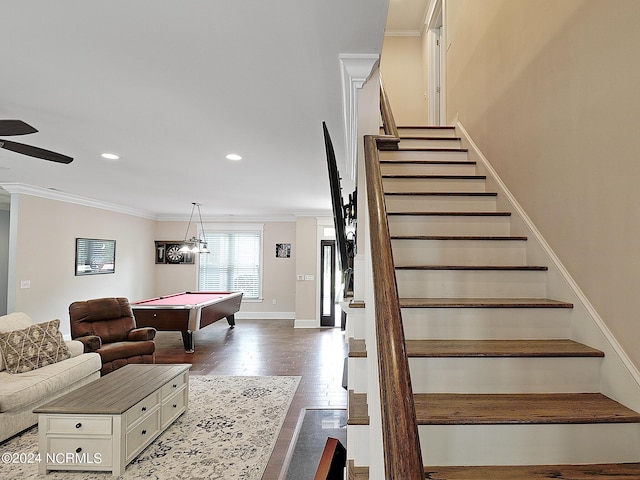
left=0, top=319, right=71, bottom=374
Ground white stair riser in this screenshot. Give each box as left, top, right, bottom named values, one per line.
left=388, top=215, right=512, bottom=236
left=398, top=138, right=462, bottom=149
left=380, top=162, right=476, bottom=176
left=419, top=423, right=640, bottom=466
left=401, top=307, right=572, bottom=340
left=395, top=127, right=458, bottom=138
left=395, top=269, right=548, bottom=298
left=383, top=177, right=486, bottom=193
left=380, top=150, right=469, bottom=162
left=348, top=358, right=368, bottom=393
left=408, top=357, right=602, bottom=393
left=346, top=425, right=370, bottom=466
left=391, top=239, right=527, bottom=266
left=385, top=195, right=496, bottom=213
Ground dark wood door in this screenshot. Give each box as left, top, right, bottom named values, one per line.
left=320, top=240, right=336, bottom=327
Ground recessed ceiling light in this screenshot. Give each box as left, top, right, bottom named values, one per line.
left=101, top=153, right=120, bottom=160
left=225, top=153, right=242, bottom=161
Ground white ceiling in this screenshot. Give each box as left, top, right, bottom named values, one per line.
left=0, top=0, right=428, bottom=219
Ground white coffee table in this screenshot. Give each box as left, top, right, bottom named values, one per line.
left=34, top=363, right=191, bottom=476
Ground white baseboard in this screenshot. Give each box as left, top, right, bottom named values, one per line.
left=236, top=311, right=295, bottom=320
left=294, top=318, right=319, bottom=328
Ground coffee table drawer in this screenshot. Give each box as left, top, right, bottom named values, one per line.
left=126, top=409, right=161, bottom=460
left=46, top=416, right=112, bottom=435
left=162, top=386, right=188, bottom=428
left=47, top=436, right=113, bottom=467
left=161, top=372, right=188, bottom=399
left=125, top=391, right=160, bottom=428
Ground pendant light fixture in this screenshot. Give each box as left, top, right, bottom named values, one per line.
left=180, top=202, right=210, bottom=254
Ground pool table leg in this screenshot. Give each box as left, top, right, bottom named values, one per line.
left=181, top=331, right=195, bottom=353
left=226, top=314, right=236, bottom=327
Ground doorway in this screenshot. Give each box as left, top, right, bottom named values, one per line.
left=427, top=0, right=445, bottom=125
left=320, top=240, right=336, bottom=327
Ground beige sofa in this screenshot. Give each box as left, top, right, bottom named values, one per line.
left=0, top=312, right=101, bottom=442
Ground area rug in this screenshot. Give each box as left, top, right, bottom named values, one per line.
left=0, top=375, right=300, bottom=480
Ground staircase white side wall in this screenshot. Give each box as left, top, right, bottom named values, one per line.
left=457, top=120, right=640, bottom=412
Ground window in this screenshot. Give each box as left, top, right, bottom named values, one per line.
left=198, top=226, right=262, bottom=299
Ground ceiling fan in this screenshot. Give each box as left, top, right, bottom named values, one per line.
left=0, top=119, right=73, bottom=164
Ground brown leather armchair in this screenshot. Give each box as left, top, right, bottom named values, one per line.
left=69, top=297, right=156, bottom=375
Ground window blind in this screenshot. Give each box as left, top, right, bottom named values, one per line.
left=198, top=231, right=262, bottom=299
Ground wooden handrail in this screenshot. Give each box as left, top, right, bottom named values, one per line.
left=364, top=134, right=424, bottom=479
left=379, top=73, right=399, bottom=138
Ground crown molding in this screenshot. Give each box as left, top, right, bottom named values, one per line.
left=157, top=210, right=331, bottom=223
left=0, top=183, right=332, bottom=222
left=0, top=182, right=157, bottom=220
left=384, top=30, right=422, bottom=37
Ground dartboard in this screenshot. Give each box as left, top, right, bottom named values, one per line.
left=166, top=244, right=184, bottom=264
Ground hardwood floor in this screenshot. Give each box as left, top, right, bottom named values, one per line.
left=153, top=319, right=348, bottom=479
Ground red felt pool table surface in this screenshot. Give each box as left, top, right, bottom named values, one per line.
left=133, top=292, right=234, bottom=307
left=131, top=291, right=243, bottom=352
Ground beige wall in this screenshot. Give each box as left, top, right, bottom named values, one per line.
left=7, top=193, right=314, bottom=335
left=381, top=35, right=428, bottom=126
left=11, top=194, right=156, bottom=337
left=260, top=222, right=296, bottom=314
left=445, top=0, right=640, bottom=368
left=153, top=220, right=297, bottom=317
left=295, top=217, right=318, bottom=325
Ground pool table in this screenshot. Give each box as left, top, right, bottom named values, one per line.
left=131, top=291, right=243, bottom=352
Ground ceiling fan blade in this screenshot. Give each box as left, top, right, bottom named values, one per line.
left=0, top=120, right=38, bottom=136
left=0, top=139, right=73, bottom=164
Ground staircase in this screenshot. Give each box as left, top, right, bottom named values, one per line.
left=345, top=126, right=640, bottom=478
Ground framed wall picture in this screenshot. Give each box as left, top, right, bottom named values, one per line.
left=276, top=243, right=291, bottom=258
left=75, top=238, right=116, bottom=275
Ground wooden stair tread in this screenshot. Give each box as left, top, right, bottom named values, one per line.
left=346, top=460, right=369, bottom=480
left=397, top=136, right=462, bottom=141
left=347, top=390, right=369, bottom=425
left=414, top=393, right=640, bottom=424
left=388, top=211, right=512, bottom=217
left=405, top=339, right=603, bottom=357
left=382, top=174, right=485, bottom=179
left=385, top=192, right=497, bottom=197
left=349, top=463, right=640, bottom=479
left=400, top=297, right=574, bottom=308
left=425, top=463, right=640, bottom=479
left=380, top=160, right=472, bottom=164
left=396, top=265, right=547, bottom=271
left=395, top=147, right=468, bottom=153
left=348, top=338, right=367, bottom=357
left=397, top=125, right=455, bottom=129
left=392, top=235, right=527, bottom=241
